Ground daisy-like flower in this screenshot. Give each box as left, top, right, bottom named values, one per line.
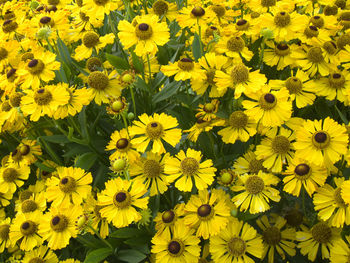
left=22, top=245, right=58, bottom=263
left=243, top=86, right=292, bottom=127
left=105, top=128, right=140, bottom=162
left=297, top=221, right=341, bottom=261
left=16, top=191, right=46, bottom=214
left=9, top=211, right=42, bottom=251
left=214, top=63, right=267, bottom=98
left=217, top=169, right=237, bottom=187
left=255, top=127, right=295, bottom=173
left=269, top=69, right=316, bottom=108
left=150, top=0, right=178, bottom=21
left=184, top=117, right=225, bottom=143
left=0, top=161, right=30, bottom=194
left=12, top=139, right=42, bottom=165
left=176, top=6, right=211, bottom=29
left=129, top=152, right=171, bottom=196
left=85, top=70, right=122, bottom=105
left=233, top=150, right=267, bottom=175
left=283, top=157, right=328, bottom=197
left=21, top=85, right=70, bottom=122
left=315, top=69, right=350, bottom=105
left=231, top=171, right=280, bottom=214
left=74, top=31, right=114, bottom=61
left=154, top=204, right=185, bottom=237
left=53, top=85, right=93, bottom=119
left=39, top=205, right=82, bottom=250
left=183, top=189, right=231, bottom=239
left=218, top=110, right=257, bottom=144
left=0, top=191, right=12, bottom=207
left=17, top=51, right=60, bottom=89
left=293, top=117, right=348, bottom=168
left=118, top=15, right=170, bottom=57
left=210, top=217, right=264, bottom=262
left=45, top=166, right=92, bottom=208
left=165, top=148, right=216, bottom=192
left=330, top=236, right=350, bottom=263
left=284, top=206, right=305, bottom=230
left=0, top=40, right=19, bottom=71
left=257, top=215, right=296, bottom=263
left=82, top=0, right=120, bottom=21
left=195, top=100, right=220, bottom=122
left=314, top=177, right=350, bottom=227
left=97, top=177, right=149, bottom=228
left=263, top=42, right=297, bottom=70
left=161, top=57, right=206, bottom=82
left=0, top=217, right=11, bottom=253
left=215, top=35, right=253, bottom=62
left=151, top=223, right=200, bottom=262
left=129, top=113, right=182, bottom=154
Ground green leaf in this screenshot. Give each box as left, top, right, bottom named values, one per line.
left=39, top=135, right=70, bottom=144
left=131, top=51, right=144, bottom=73
left=335, top=105, right=349, bottom=124
left=75, top=152, right=98, bottom=170
left=117, top=249, right=146, bottom=263
left=192, top=33, right=201, bottom=61
left=152, top=81, right=181, bottom=104
left=105, top=53, right=130, bottom=70
left=77, top=234, right=108, bottom=250
left=84, top=248, right=112, bottom=263
left=110, top=227, right=144, bottom=238
left=34, top=162, right=56, bottom=172
left=57, top=37, right=73, bottom=65
left=62, top=145, right=90, bottom=158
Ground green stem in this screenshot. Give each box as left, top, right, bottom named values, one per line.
left=147, top=54, right=152, bottom=86
left=130, top=84, right=137, bottom=116
left=39, top=137, right=63, bottom=166
left=121, top=114, right=129, bottom=135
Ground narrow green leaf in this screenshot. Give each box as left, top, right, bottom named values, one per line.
left=335, top=105, right=349, bottom=124
left=192, top=33, right=201, bottom=61
left=40, top=135, right=70, bottom=144
left=34, top=162, right=56, bottom=172
left=152, top=81, right=181, bottom=104
left=84, top=248, right=112, bottom=263
left=75, top=152, right=98, bottom=170
left=105, top=53, right=130, bottom=70
left=117, top=249, right=146, bottom=263
left=131, top=51, right=144, bottom=73
left=110, top=227, right=143, bottom=238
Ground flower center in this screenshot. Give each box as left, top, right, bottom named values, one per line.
left=21, top=200, right=38, bottom=213
left=113, top=191, right=132, bottom=208
left=197, top=204, right=214, bottom=220
left=211, top=5, right=226, bottom=17
left=203, top=103, right=215, bottom=113
left=248, top=158, right=265, bottom=174
left=228, top=111, right=248, bottom=129
left=178, top=58, right=194, bottom=71
left=275, top=43, right=290, bottom=56
left=304, top=25, right=319, bottom=38
left=2, top=19, right=18, bottom=33
left=311, top=222, right=332, bottom=244
left=310, top=16, right=324, bottom=28
left=204, top=26, right=220, bottom=39
left=88, top=71, right=109, bottom=90
left=312, top=131, right=330, bottom=149
left=245, top=175, right=264, bottom=194
left=86, top=57, right=102, bottom=72
left=168, top=240, right=184, bottom=256
left=2, top=167, right=18, bottom=182
left=334, top=188, right=346, bottom=207
left=29, top=257, right=45, bottom=263
left=285, top=77, right=303, bottom=94
left=329, top=73, right=345, bottom=89
left=83, top=32, right=100, bottom=48
left=143, top=159, right=162, bottom=178
left=191, top=6, right=205, bottom=17
left=10, top=92, right=22, bottom=107
left=1, top=101, right=11, bottom=112
left=271, top=135, right=290, bottom=154
left=323, top=41, right=338, bottom=55
left=324, top=5, right=338, bottom=16
left=227, top=36, right=245, bottom=52
left=116, top=138, right=129, bottom=150
left=294, top=163, right=311, bottom=179
left=21, top=52, right=34, bottom=62
left=162, top=210, right=175, bottom=223
left=19, top=190, right=33, bottom=202
left=261, top=0, right=276, bottom=7
left=220, top=171, right=234, bottom=185
left=0, top=47, right=8, bottom=60
left=20, top=220, right=37, bottom=236
left=93, top=0, right=109, bottom=6
left=228, top=237, right=246, bottom=257
left=307, top=47, right=324, bottom=63
left=135, top=23, right=153, bottom=40
left=259, top=93, right=277, bottom=110
left=6, top=68, right=16, bottom=81
left=146, top=121, right=164, bottom=139
left=48, top=0, right=59, bottom=5
left=205, top=69, right=216, bottom=85
left=263, top=226, right=281, bottom=245
left=231, top=64, right=249, bottom=84
left=180, top=157, right=199, bottom=176
left=337, top=33, right=350, bottom=49
left=20, top=145, right=30, bottom=155
left=236, top=19, right=250, bottom=31
left=59, top=176, right=77, bottom=193
left=274, top=12, right=291, bottom=27
left=0, top=224, right=10, bottom=240
left=34, top=88, right=53, bottom=106
left=285, top=208, right=304, bottom=227
left=27, top=59, right=45, bottom=75
left=152, top=0, right=169, bottom=16
left=50, top=215, right=69, bottom=232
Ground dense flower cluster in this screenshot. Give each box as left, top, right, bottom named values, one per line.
left=0, top=0, right=350, bottom=262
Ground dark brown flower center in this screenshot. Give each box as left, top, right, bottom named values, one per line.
left=263, top=226, right=281, bottom=245
left=311, top=222, right=332, bottom=244
left=162, top=210, right=175, bottom=223
left=245, top=176, right=264, bottom=194
left=116, top=138, right=129, bottom=150
left=197, top=204, right=212, bottom=217
left=191, top=6, right=205, bottom=17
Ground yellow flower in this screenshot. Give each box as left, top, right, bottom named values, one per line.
left=45, top=166, right=92, bottom=208
left=97, top=177, right=149, bottom=228
left=183, top=189, right=231, bottom=239
left=154, top=203, right=185, bottom=237
left=209, top=217, right=264, bottom=262
left=0, top=161, right=30, bottom=194
left=233, top=150, right=267, bottom=175
left=184, top=117, right=225, bottom=143
left=231, top=171, right=280, bottom=214
left=129, top=113, right=182, bottom=154
left=21, top=85, right=70, bottom=122
left=151, top=223, right=201, bottom=262
left=215, top=35, right=253, bottom=62
left=22, top=245, right=58, bottom=263
left=0, top=218, right=12, bottom=253
left=330, top=236, right=350, bottom=263
left=15, top=191, right=46, bottom=214
left=293, top=117, right=348, bottom=168
left=161, top=57, right=206, bottom=82
left=118, top=15, right=169, bottom=56
left=82, top=0, right=120, bottom=21
left=149, top=0, right=178, bottom=21
left=195, top=99, right=220, bottom=122
left=164, top=148, right=216, bottom=192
